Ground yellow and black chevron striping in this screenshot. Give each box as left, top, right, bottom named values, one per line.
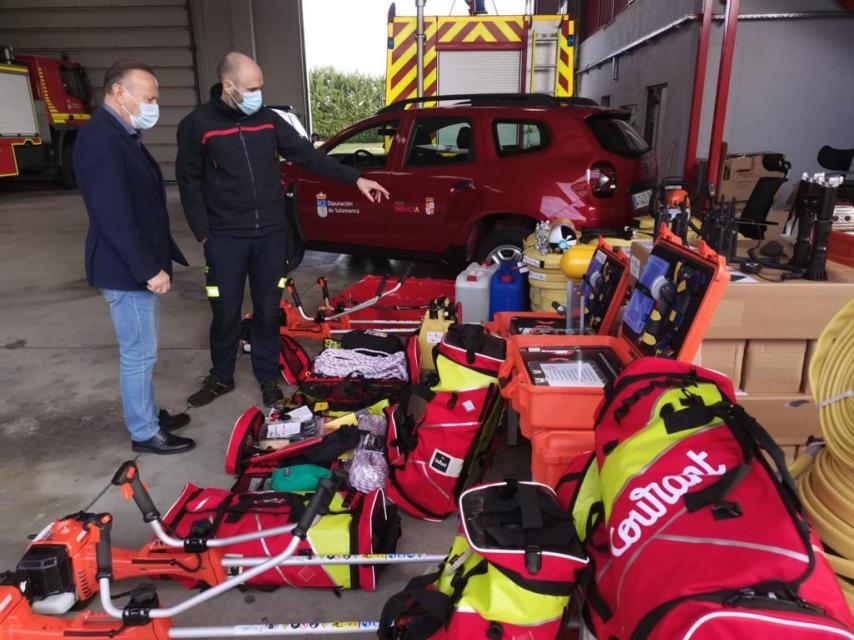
left=386, top=15, right=574, bottom=106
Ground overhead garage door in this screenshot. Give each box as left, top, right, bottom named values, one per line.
left=0, top=0, right=199, bottom=181
left=438, top=49, right=521, bottom=96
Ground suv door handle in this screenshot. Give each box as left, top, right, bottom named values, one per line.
left=451, top=179, right=475, bottom=192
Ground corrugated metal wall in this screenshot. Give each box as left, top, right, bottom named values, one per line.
left=0, top=0, right=199, bottom=180
left=581, top=0, right=630, bottom=41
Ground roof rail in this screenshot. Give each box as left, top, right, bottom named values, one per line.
left=377, top=92, right=564, bottom=113
left=555, top=96, right=599, bottom=107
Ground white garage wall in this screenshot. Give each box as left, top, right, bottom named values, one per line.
left=0, top=0, right=199, bottom=180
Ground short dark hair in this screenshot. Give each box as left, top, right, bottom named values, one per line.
left=103, top=59, right=155, bottom=94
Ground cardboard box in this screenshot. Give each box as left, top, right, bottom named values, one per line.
left=629, top=241, right=854, bottom=339
left=698, top=340, right=745, bottom=389
left=709, top=261, right=854, bottom=339
left=718, top=153, right=784, bottom=204
left=737, top=393, right=820, bottom=445
left=742, top=340, right=807, bottom=394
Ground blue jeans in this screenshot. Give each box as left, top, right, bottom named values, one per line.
left=101, top=289, right=160, bottom=442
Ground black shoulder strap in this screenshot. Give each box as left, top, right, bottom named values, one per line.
left=378, top=560, right=488, bottom=640
left=480, top=484, right=577, bottom=552
left=222, top=492, right=307, bottom=525
left=665, top=401, right=801, bottom=514
left=392, top=384, right=437, bottom=455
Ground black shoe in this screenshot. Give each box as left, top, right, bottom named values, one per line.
left=261, top=379, right=284, bottom=407
left=132, top=430, right=195, bottom=455
left=187, top=376, right=235, bottom=408
left=159, top=410, right=190, bottom=430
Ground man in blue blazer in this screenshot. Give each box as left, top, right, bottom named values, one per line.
left=75, top=60, right=195, bottom=454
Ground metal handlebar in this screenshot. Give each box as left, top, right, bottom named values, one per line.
left=99, top=478, right=343, bottom=621
left=290, top=264, right=416, bottom=324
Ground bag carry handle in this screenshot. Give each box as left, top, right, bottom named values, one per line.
left=448, top=323, right=487, bottom=364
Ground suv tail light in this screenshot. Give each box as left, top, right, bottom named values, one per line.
left=589, top=161, right=617, bottom=198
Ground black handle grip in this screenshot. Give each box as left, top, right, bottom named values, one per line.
left=317, top=277, right=330, bottom=302
left=451, top=179, right=474, bottom=191
left=112, top=461, right=160, bottom=523
left=95, top=513, right=113, bottom=579
left=293, top=477, right=337, bottom=539
left=397, top=263, right=414, bottom=285
left=286, top=278, right=303, bottom=309
left=374, top=274, right=389, bottom=298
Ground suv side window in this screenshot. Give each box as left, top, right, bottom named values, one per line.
left=325, top=120, right=399, bottom=169
left=406, top=117, right=474, bottom=167
left=493, top=120, right=548, bottom=156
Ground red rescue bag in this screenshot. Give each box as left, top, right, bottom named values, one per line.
left=384, top=384, right=503, bottom=521
left=378, top=479, right=588, bottom=639
left=162, top=485, right=399, bottom=591
left=561, top=358, right=854, bottom=639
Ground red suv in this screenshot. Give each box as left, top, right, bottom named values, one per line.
left=281, top=94, right=656, bottom=264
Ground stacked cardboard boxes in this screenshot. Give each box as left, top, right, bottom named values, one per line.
left=630, top=240, right=854, bottom=452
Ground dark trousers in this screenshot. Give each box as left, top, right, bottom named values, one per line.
left=204, top=230, right=287, bottom=385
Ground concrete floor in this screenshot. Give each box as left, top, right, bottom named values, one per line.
left=0, top=184, right=529, bottom=638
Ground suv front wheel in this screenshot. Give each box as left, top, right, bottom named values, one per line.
left=475, top=227, right=529, bottom=265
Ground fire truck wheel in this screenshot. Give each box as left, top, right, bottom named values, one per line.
left=58, top=137, right=78, bottom=190
left=475, top=226, right=529, bottom=265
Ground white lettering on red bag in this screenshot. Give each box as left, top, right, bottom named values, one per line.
left=609, top=450, right=727, bottom=557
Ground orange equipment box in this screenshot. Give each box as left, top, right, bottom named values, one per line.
left=499, top=227, right=730, bottom=484
left=490, top=238, right=631, bottom=338
left=530, top=428, right=595, bottom=488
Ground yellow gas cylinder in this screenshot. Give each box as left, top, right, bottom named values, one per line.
left=560, top=243, right=597, bottom=280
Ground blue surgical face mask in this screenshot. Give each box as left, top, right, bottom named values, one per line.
left=235, top=88, right=263, bottom=115
left=123, top=89, right=159, bottom=130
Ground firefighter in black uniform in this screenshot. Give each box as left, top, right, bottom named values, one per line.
left=177, top=52, right=389, bottom=408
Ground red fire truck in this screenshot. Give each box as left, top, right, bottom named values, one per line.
left=385, top=5, right=576, bottom=106
left=0, top=46, right=91, bottom=188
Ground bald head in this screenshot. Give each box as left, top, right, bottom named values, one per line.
left=218, top=52, right=263, bottom=112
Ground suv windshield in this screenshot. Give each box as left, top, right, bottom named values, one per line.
left=587, top=115, right=649, bottom=158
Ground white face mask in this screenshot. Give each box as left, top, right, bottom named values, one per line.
left=121, top=88, right=159, bottom=130
left=233, top=86, right=263, bottom=115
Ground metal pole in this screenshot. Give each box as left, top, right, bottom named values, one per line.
left=416, top=0, right=426, bottom=97
left=706, top=0, right=740, bottom=193
left=221, top=553, right=447, bottom=568
left=169, top=621, right=379, bottom=637
left=683, top=0, right=713, bottom=185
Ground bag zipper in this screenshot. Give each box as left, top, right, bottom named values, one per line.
left=630, top=587, right=848, bottom=640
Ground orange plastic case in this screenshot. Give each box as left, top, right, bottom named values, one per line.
left=499, top=228, right=730, bottom=485
left=530, top=429, right=595, bottom=488
left=490, top=238, right=630, bottom=338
